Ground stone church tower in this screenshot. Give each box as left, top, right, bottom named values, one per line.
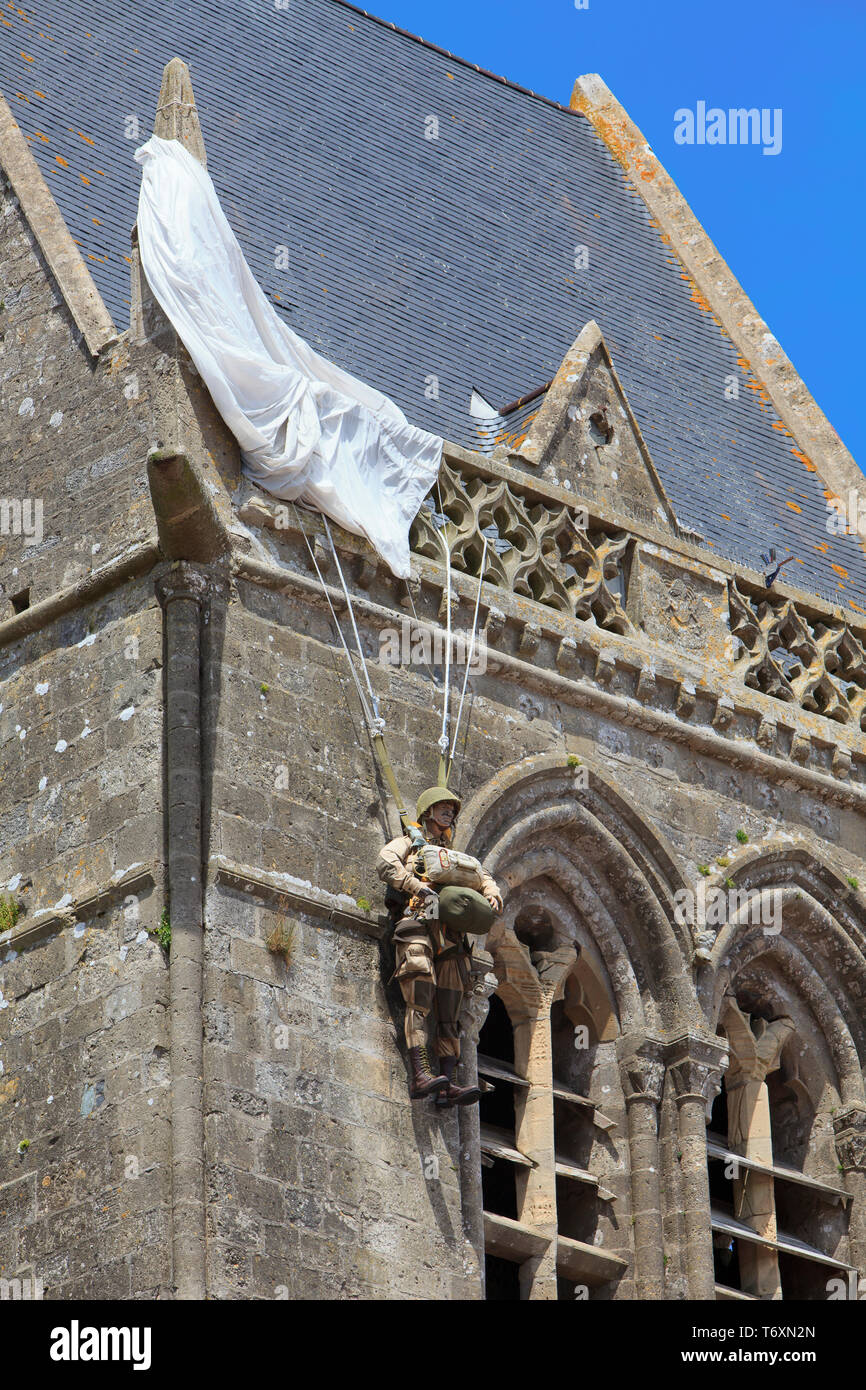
left=1, top=0, right=865, bottom=1301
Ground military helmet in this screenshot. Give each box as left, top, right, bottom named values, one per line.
left=416, top=785, right=462, bottom=822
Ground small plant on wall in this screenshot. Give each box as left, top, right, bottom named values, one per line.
left=148, top=907, right=171, bottom=953
left=0, top=896, right=20, bottom=933
left=267, top=913, right=297, bottom=967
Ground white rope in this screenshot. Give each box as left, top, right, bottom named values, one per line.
left=449, top=534, right=488, bottom=776
left=437, top=479, right=452, bottom=759
left=321, top=515, right=380, bottom=722
left=290, top=503, right=376, bottom=730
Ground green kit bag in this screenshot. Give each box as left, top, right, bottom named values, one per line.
left=437, top=885, right=495, bottom=935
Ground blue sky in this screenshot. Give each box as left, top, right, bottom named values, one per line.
left=367, top=0, right=865, bottom=470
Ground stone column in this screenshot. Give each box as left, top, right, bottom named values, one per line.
left=833, top=1107, right=866, bottom=1283
left=512, top=1002, right=558, bottom=1300
left=157, top=563, right=209, bottom=1300
left=457, top=951, right=498, bottom=1300
left=666, top=1033, right=729, bottom=1300
left=618, top=1035, right=666, bottom=1300
left=722, top=998, right=795, bottom=1300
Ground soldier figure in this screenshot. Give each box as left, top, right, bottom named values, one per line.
left=377, top=786, right=503, bottom=1107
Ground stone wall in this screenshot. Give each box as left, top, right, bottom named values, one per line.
left=0, top=185, right=170, bottom=1299
left=202, top=886, right=473, bottom=1299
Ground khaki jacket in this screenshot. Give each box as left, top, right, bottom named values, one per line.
left=377, top=834, right=499, bottom=901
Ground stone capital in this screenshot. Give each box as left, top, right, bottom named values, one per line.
left=155, top=561, right=213, bottom=609
left=665, top=1032, right=730, bottom=1112
left=833, top=1107, right=866, bottom=1173
left=617, top=1034, right=667, bottom=1106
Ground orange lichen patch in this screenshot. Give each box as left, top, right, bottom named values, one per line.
left=791, top=447, right=815, bottom=471
left=124, top=255, right=132, bottom=264
left=850, top=601, right=865, bottom=615
left=78, top=131, right=95, bottom=145
left=771, top=421, right=792, bottom=434
left=34, top=89, right=46, bottom=98
left=87, top=252, right=106, bottom=263
left=786, top=502, right=802, bottom=514
left=79, top=174, right=90, bottom=185
left=55, top=154, right=68, bottom=167
left=92, top=217, right=101, bottom=225
left=33, top=129, right=49, bottom=141
left=1, top=19, right=12, bottom=27
left=569, top=96, right=641, bottom=175
left=446, top=72, right=454, bottom=79
left=720, top=513, right=731, bottom=521
left=653, top=334, right=662, bottom=341
left=95, top=168, right=105, bottom=175
left=831, top=564, right=849, bottom=580
left=815, top=541, right=829, bottom=553
left=20, top=49, right=33, bottom=60
left=0, top=1076, right=20, bottom=1104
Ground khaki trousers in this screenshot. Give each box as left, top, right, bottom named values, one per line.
left=393, top=916, right=470, bottom=1060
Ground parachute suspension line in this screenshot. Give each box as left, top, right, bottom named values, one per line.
left=322, top=514, right=380, bottom=727
left=436, top=477, right=452, bottom=786
left=447, top=533, right=488, bottom=786
left=291, top=504, right=409, bottom=830
left=291, top=503, right=374, bottom=727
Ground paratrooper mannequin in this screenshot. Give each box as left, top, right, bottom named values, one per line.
left=377, top=787, right=503, bottom=1106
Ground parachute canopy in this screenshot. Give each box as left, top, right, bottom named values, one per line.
left=134, top=135, right=443, bottom=578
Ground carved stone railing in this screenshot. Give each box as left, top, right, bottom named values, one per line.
left=729, top=581, right=866, bottom=731
left=410, top=457, right=633, bottom=635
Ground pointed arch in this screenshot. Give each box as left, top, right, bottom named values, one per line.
left=704, top=842, right=866, bottom=1108
left=455, top=751, right=699, bottom=1033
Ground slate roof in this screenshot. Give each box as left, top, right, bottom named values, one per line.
left=2, top=0, right=864, bottom=610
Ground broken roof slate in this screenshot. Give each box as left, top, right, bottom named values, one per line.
left=2, top=0, right=864, bottom=607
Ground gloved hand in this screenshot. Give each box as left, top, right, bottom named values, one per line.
left=484, top=889, right=503, bottom=914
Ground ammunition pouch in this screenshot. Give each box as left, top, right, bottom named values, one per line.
left=394, top=941, right=435, bottom=981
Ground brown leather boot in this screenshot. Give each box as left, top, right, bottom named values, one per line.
left=408, top=1045, right=449, bottom=1099
left=434, top=1056, right=483, bottom=1108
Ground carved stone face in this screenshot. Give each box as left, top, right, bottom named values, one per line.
left=665, top=576, right=699, bottom=629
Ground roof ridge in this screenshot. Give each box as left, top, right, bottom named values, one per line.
left=326, top=0, right=585, bottom=118
left=571, top=73, right=866, bottom=564
left=0, top=91, right=117, bottom=356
